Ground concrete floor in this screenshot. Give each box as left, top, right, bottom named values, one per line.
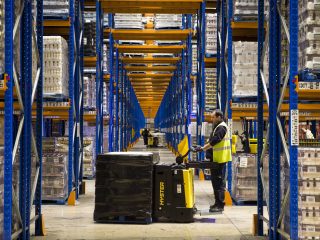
left=32, top=140, right=267, bottom=240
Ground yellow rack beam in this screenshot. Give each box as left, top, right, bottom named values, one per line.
left=84, top=56, right=97, bottom=67
left=116, top=44, right=185, bottom=53
left=111, top=29, right=191, bottom=41
left=121, top=57, right=180, bottom=64
left=44, top=20, right=70, bottom=36
left=205, top=57, right=217, bottom=68
left=125, top=65, right=176, bottom=72
left=100, top=0, right=203, bottom=14
left=128, top=73, right=173, bottom=78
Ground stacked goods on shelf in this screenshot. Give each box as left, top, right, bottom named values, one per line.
left=43, top=0, right=69, bottom=19
left=94, top=152, right=154, bottom=223
left=284, top=147, right=320, bottom=239
left=206, top=14, right=217, bottom=56
left=103, top=43, right=108, bottom=73
left=205, top=68, right=217, bottom=111
left=233, top=41, right=259, bottom=97
left=299, top=1, right=320, bottom=72
left=43, top=36, right=69, bottom=97
left=84, top=74, right=96, bottom=109
left=83, top=137, right=96, bottom=178
left=84, top=11, right=95, bottom=22
left=234, top=0, right=258, bottom=21
left=154, top=14, right=182, bottom=29
left=192, top=43, right=197, bottom=73
left=103, top=82, right=108, bottom=115
left=103, top=14, right=109, bottom=28
left=114, top=14, right=144, bottom=29
left=84, top=22, right=96, bottom=57
left=232, top=154, right=260, bottom=201
left=0, top=0, right=4, bottom=77
left=42, top=138, right=69, bottom=201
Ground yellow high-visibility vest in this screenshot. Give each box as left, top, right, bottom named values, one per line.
left=212, top=121, right=232, bottom=163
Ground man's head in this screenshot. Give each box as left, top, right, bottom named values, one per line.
left=211, top=109, right=224, bottom=125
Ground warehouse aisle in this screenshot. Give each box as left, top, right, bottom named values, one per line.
left=32, top=139, right=266, bottom=240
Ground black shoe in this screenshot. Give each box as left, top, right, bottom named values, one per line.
left=209, top=206, right=224, bottom=213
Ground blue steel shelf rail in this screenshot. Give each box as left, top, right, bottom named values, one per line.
left=1, top=0, right=44, bottom=239
left=43, top=0, right=84, bottom=201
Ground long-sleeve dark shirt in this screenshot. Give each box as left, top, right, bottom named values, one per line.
left=209, top=121, right=227, bottom=147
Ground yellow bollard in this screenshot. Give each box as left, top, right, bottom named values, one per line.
left=199, top=170, right=205, bottom=181
left=224, top=190, right=233, bottom=206
left=68, top=190, right=76, bottom=206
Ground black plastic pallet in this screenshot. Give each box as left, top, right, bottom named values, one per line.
left=96, top=216, right=152, bottom=224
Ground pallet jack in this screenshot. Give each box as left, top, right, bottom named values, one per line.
left=153, top=147, right=216, bottom=223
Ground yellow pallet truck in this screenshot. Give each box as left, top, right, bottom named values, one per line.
left=153, top=147, right=216, bottom=223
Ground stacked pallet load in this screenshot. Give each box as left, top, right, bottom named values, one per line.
left=84, top=21, right=96, bottom=57
left=84, top=74, right=96, bottom=109
left=114, top=14, right=144, bottom=29
left=43, top=36, right=69, bottom=97
left=232, top=154, right=258, bottom=202
left=83, top=137, right=96, bottom=178
left=284, top=145, right=320, bottom=239
left=205, top=68, right=217, bottom=111
left=233, top=41, right=258, bottom=97
left=154, top=14, right=182, bottom=29
left=234, top=0, right=258, bottom=21
left=94, top=152, right=154, bottom=223
left=42, top=138, right=69, bottom=201
left=192, top=43, right=197, bottom=74
left=206, top=13, right=217, bottom=56
left=43, top=0, right=69, bottom=19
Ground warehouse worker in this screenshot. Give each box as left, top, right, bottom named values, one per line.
left=142, top=128, right=149, bottom=145
left=301, top=127, right=315, bottom=140
left=195, top=109, right=232, bottom=213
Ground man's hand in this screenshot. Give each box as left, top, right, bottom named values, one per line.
left=194, top=146, right=203, bottom=152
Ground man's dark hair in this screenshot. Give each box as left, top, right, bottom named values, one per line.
left=213, top=109, right=224, bottom=119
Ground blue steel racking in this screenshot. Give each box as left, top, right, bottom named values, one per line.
left=43, top=0, right=84, bottom=200
left=256, top=0, right=300, bottom=239
left=95, top=1, right=146, bottom=153
left=155, top=4, right=206, bottom=156
left=3, top=0, right=44, bottom=238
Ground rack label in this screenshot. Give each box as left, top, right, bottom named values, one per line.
left=228, top=119, right=233, bottom=140
left=239, top=157, right=248, bottom=168
left=290, top=110, right=299, bottom=146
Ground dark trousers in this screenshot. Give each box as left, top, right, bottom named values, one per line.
left=143, top=136, right=148, bottom=145
left=210, top=162, right=227, bottom=208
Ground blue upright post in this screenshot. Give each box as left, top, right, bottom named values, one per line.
left=289, top=0, right=299, bottom=238
left=3, top=0, right=14, bottom=238
left=108, top=13, right=114, bottom=152
left=216, top=0, right=221, bottom=109
left=186, top=14, right=192, bottom=152
left=269, top=1, right=281, bottom=238
left=35, top=0, right=44, bottom=235
left=68, top=0, right=75, bottom=197
left=120, top=62, right=124, bottom=151
left=227, top=0, right=233, bottom=193
left=115, top=47, right=119, bottom=151
left=220, top=1, right=227, bottom=114
left=96, top=1, right=103, bottom=155
left=20, top=1, right=33, bottom=238
left=257, top=0, right=264, bottom=235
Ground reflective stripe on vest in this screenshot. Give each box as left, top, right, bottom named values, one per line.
left=212, top=121, right=232, bottom=163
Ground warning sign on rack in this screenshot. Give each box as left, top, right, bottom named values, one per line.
left=290, top=110, right=299, bottom=146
